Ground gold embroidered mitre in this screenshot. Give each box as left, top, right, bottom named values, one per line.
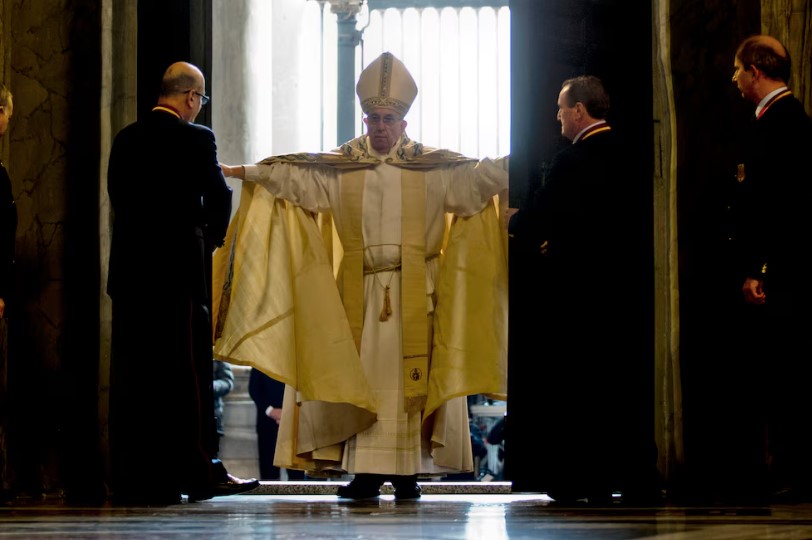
left=356, top=52, right=417, bottom=116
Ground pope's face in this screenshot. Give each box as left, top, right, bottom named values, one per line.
left=364, top=107, right=407, bottom=153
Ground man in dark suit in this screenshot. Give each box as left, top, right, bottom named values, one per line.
left=509, top=75, right=659, bottom=505
left=107, top=61, right=256, bottom=504
left=248, top=368, right=304, bottom=481
left=731, top=35, right=812, bottom=503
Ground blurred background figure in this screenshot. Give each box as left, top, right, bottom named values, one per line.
left=212, top=359, right=235, bottom=458
left=248, top=368, right=304, bottom=480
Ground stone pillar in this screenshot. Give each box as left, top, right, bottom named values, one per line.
left=212, top=0, right=276, bottom=216
left=651, top=0, right=683, bottom=490
left=219, top=365, right=259, bottom=480
left=332, top=1, right=362, bottom=145
left=211, top=0, right=275, bottom=473
left=99, top=0, right=137, bottom=499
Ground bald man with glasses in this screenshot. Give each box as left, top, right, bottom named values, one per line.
left=106, top=61, right=257, bottom=505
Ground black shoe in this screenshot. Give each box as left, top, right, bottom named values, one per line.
left=390, top=475, right=421, bottom=500
left=336, top=476, right=383, bottom=499
left=212, top=473, right=260, bottom=496
left=546, top=489, right=586, bottom=504
left=208, top=459, right=260, bottom=496
left=186, top=490, right=214, bottom=503
left=394, top=483, right=422, bottom=500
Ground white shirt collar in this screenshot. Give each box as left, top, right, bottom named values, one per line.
left=755, top=86, right=788, bottom=118
left=573, top=120, right=607, bottom=144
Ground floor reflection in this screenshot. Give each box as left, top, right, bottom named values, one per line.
left=4, top=491, right=812, bottom=539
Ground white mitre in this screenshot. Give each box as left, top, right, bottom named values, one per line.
left=356, top=52, right=417, bottom=116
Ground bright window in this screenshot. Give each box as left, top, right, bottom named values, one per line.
left=301, top=2, right=510, bottom=157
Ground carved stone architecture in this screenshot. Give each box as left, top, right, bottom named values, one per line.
left=0, top=0, right=810, bottom=503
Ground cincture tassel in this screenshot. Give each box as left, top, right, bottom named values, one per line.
left=379, top=285, right=393, bottom=321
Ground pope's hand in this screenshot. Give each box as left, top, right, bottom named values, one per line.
left=220, top=163, right=244, bottom=179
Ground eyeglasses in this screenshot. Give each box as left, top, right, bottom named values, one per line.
left=188, top=90, right=210, bottom=106
left=366, top=114, right=401, bottom=126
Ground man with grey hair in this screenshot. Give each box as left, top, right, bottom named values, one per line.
left=509, top=75, right=659, bottom=505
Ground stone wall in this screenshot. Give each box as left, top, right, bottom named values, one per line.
left=0, top=0, right=118, bottom=501
left=762, top=0, right=812, bottom=115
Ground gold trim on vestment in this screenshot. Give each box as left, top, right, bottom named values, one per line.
left=257, top=135, right=476, bottom=172
left=338, top=170, right=366, bottom=352
left=400, top=168, right=429, bottom=414
left=335, top=165, right=429, bottom=413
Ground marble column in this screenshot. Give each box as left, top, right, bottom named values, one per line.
left=99, top=0, right=137, bottom=500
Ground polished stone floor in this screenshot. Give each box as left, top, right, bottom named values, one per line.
left=4, top=483, right=812, bottom=539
